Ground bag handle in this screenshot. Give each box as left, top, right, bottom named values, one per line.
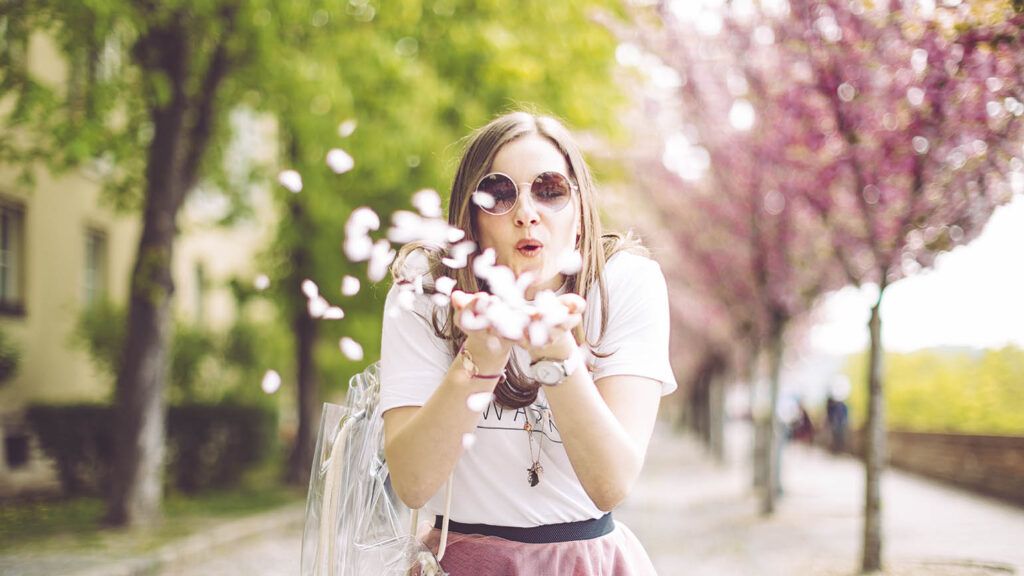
left=409, top=472, right=454, bottom=561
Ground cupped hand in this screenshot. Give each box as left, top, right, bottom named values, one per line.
left=451, top=290, right=515, bottom=363
left=521, top=293, right=586, bottom=360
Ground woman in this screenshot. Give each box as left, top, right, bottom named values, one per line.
left=380, top=111, right=676, bottom=575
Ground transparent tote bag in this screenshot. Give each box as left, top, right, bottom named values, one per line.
left=300, top=362, right=454, bottom=576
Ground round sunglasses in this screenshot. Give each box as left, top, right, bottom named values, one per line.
left=471, top=171, right=578, bottom=216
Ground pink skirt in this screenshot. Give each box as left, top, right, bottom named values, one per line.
left=417, top=521, right=658, bottom=576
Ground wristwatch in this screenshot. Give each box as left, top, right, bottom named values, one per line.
left=529, top=349, right=580, bottom=387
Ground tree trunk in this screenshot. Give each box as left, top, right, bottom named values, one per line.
left=861, top=298, right=886, bottom=572
left=747, top=345, right=768, bottom=491
left=708, top=372, right=725, bottom=463
left=285, top=197, right=319, bottom=486
left=106, top=62, right=188, bottom=528
left=760, top=325, right=784, bottom=516
left=287, top=303, right=318, bottom=485
left=105, top=14, right=232, bottom=526
left=106, top=225, right=175, bottom=526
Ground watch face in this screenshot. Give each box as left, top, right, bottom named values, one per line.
left=533, top=361, right=565, bottom=386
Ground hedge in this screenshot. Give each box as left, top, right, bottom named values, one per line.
left=26, top=403, right=276, bottom=496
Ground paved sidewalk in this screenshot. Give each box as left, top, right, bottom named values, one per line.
left=5, top=422, right=1022, bottom=575
left=618, top=422, right=1024, bottom=575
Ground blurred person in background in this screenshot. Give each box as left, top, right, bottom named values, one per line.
left=826, top=392, right=849, bottom=454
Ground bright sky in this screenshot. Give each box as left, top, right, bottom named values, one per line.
left=809, top=194, right=1024, bottom=355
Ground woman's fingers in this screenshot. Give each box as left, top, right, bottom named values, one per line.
left=453, top=290, right=585, bottom=348
left=558, top=293, right=587, bottom=315
left=450, top=290, right=474, bottom=310
left=453, top=291, right=489, bottom=333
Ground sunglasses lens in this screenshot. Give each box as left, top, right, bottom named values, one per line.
left=475, top=174, right=518, bottom=214
left=532, top=172, right=573, bottom=212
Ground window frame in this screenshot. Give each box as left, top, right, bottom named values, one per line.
left=0, top=198, right=27, bottom=317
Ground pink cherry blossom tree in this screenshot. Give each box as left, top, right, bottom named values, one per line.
left=614, top=0, right=1024, bottom=570
left=609, top=4, right=847, bottom=514
left=767, top=2, right=1024, bottom=569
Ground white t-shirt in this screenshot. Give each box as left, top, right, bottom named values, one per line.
left=379, top=251, right=678, bottom=527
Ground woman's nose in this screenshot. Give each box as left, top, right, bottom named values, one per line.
left=514, top=190, right=540, bottom=227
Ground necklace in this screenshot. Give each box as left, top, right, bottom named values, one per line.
left=524, top=404, right=551, bottom=487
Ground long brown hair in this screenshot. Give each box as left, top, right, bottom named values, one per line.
left=393, top=111, right=646, bottom=407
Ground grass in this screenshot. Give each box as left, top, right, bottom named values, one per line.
left=0, top=460, right=305, bottom=555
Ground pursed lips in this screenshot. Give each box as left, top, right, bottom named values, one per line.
left=516, top=238, right=543, bottom=250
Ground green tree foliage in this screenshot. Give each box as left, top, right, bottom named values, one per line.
left=3, top=0, right=628, bottom=509
left=255, top=0, right=627, bottom=377
left=245, top=1, right=627, bottom=482
left=845, top=346, right=1024, bottom=435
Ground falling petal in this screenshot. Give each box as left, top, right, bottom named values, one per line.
left=447, top=227, right=466, bottom=243
left=301, top=279, right=320, bottom=299
left=344, top=235, right=373, bottom=262
left=346, top=207, right=381, bottom=236
left=387, top=210, right=451, bottom=245
left=387, top=210, right=423, bottom=244
left=254, top=274, right=270, bottom=291
left=308, top=295, right=329, bottom=318
left=459, top=308, right=490, bottom=331
left=435, top=276, right=456, bottom=296
left=367, top=239, right=397, bottom=282
left=397, top=288, right=416, bottom=311
left=557, top=250, right=583, bottom=275
left=338, top=119, right=357, bottom=137
left=462, top=433, right=477, bottom=450
left=277, top=170, right=303, bottom=193
left=528, top=321, right=549, bottom=348
left=412, top=189, right=443, bottom=218
left=339, top=337, right=364, bottom=361
left=450, top=290, right=472, bottom=309
left=471, top=191, right=496, bottom=210
left=515, top=271, right=536, bottom=295
left=485, top=302, right=529, bottom=340
left=487, top=266, right=525, bottom=306
left=472, top=248, right=497, bottom=279
left=431, top=293, right=450, bottom=307
left=466, top=392, right=494, bottom=412
left=442, top=240, right=476, bottom=269
left=326, top=148, right=355, bottom=174
left=533, top=290, right=569, bottom=326
left=341, top=275, right=361, bottom=296
left=261, top=370, right=282, bottom=394
left=559, top=293, right=587, bottom=315
left=322, top=306, right=345, bottom=320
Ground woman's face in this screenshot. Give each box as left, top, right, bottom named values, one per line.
left=474, top=134, right=580, bottom=299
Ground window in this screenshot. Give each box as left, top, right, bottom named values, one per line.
left=4, top=433, right=29, bottom=469
left=83, top=228, right=108, bottom=304
left=0, top=201, right=26, bottom=315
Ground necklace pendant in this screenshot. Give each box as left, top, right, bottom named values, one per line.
left=527, top=463, right=543, bottom=487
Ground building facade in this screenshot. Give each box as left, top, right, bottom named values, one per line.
left=0, top=31, right=277, bottom=498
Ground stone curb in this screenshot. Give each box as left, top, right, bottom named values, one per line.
left=67, top=502, right=305, bottom=576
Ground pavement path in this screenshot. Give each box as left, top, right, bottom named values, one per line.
left=8, top=422, right=1014, bottom=576
left=617, top=422, right=1024, bottom=575
left=153, top=421, right=1024, bottom=576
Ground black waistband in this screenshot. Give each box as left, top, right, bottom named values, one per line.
left=433, top=513, right=614, bottom=544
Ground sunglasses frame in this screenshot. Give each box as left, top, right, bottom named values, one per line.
left=472, top=170, right=579, bottom=216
